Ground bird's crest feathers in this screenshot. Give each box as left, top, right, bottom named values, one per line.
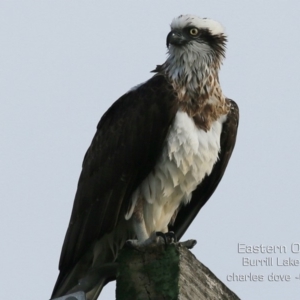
left=170, top=15, right=225, bottom=36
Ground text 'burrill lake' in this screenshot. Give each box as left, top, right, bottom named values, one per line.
left=238, top=243, right=300, bottom=267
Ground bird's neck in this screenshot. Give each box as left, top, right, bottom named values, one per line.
left=160, top=51, right=229, bottom=131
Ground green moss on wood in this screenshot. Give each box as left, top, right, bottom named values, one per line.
left=143, top=245, right=179, bottom=298
left=116, top=244, right=181, bottom=300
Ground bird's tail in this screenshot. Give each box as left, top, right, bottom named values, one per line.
left=51, top=257, right=117, bottom=300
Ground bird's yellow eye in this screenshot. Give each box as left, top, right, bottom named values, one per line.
left=189, top=28, right=199, bottom=36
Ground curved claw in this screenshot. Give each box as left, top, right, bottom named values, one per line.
left=156, top=231, right=177, bottom=244
left=165, top=231, right=177, bottom=243
left=156, top=231, right=167, bottom=244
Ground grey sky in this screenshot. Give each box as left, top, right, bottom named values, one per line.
left=1, top=1, right=300, bottom=299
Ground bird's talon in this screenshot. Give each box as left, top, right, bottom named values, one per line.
left=165, top=231, right=177, bottom=243
left=156, top=231, right=167, bottom=244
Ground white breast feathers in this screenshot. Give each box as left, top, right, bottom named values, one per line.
left=126, top=111, right=226, bottom=237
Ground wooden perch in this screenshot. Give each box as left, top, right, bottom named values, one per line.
left=116, top=243, right=240, bottom=300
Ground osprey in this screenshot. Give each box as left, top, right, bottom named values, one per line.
left=51, top=15, right=239, bottom=300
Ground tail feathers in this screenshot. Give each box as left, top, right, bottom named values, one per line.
left=86, top=277, right=111, bottom=300
left=51, top=262, right=117, bottom=300
left=51, top=217, right=132, bottom=299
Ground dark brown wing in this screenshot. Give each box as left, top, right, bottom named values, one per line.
left=170, top=99, right=239, bottom=239
left=56, top=74, right=178, bottom=278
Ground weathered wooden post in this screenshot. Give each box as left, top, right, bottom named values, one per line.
left=116, top=243, right=240, bottom=300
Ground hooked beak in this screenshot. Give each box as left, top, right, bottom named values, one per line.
left=166, top=30, right=188, bottom=48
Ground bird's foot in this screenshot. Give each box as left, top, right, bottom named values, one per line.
left=156, top=231, right=177, bottom=244
left=126, top=231, right=177, bottom=250
left=125, top=231, right=198, bottom=251
left=125, top=232, right=157, bottom=250
left=156, top=231, right=197, bottom=249
left=155, top=232, right=197, bottom=249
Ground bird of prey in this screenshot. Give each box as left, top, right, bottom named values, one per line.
left=51, top=14, right=239, bottom=300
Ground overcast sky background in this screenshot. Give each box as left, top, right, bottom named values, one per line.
left=1, top=1, right=300, bottom=299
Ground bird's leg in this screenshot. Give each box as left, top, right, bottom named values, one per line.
left=125, top=199, right=196, bottom=250
left=126, top=212, right=155, bottom=248
left=126, top=217, right=173, bottom=248
left=126, top=197, right=172, bottom=248
left=126, top=215, right=197, bottom=250
left=126, top=212, right=175, bottom=248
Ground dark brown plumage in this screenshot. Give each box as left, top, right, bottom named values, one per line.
left=59, top=75, right=177, bottom=272
left=51, top=15, right=239, bottom=300
left=51, top=76, right=238, bottom=300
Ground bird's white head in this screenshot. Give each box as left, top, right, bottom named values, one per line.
left=170, top=15, right=225, bottom=37
left=163, top=15, right=227, bottom=83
